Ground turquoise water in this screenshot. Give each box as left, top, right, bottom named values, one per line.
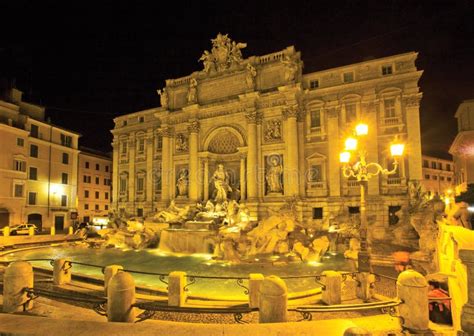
left=1, top=245, right=352, bottom=299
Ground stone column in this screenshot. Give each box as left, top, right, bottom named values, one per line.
left=161, top=127, right=173, bottom=202
left=249, top=273, right=264, bottom=309
left=327, top=105, right=341, bottom=196
left=283, top=106, right=300, bottom=197
left=246, top=110, right=259, bottom=200
left=168, top=271, right=187, bottom=307
left=404, top=94, right=423, bottom=181
left=259, top=275, right=288, bottom=323
left=240, top=155, right=246, bottom=200
left=53, top=259, right=72, bottom=285
left=3, top=261, right=34, bottom=313
left=297, top=110, right=306, bottom=196
left=321, top=271, right=342, bottom=305
left=188, top=120, right=200, bottom=201
left=460, top=249, right=474, bottom=333
left=146, top=130, right=154, bottom=206
left=127, top=135, right=136, bottom=209
left=203, top=159, right=209, bottom=201
left=112, top=140, right=119, bottom=210
left=397, top=269, right=429, bottom=332
left=107, top=272, right=136, bottom=323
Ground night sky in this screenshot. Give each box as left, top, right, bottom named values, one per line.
left=2, top=1, right=474, bottom=158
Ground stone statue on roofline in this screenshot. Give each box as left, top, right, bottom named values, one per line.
left=157, top=88, right=168, bottom=109
left=199, top=33, right=247, bottom=73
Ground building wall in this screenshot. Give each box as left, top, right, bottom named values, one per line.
left=77, top=152, right=112, bottom=223
left=111, top=41, right=423, bottom=241
left=421, top=155, right=454, bottom=197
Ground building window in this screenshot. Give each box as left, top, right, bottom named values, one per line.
left=425, top=174, right=430, bottom=180
left=122, top=120, right=127, bottom=127
left=28, top=192, right=37, bottom=205
left=382, top=65, right=393, bottom=76
left=310, top=79, right=319, bottom=89
left=137, top=208, right=143, bottom=217
left=85, top=190, right=89, bottom=198
left=83, top=175, right=91, bottom=183
left=433, top=175, right=438, bottom=180
left=137, top=138, right=145, bottom=154
left=85, top=204, right=89, bottom=210
left=29, top=167, right=38, bottom=180
left=85, top=161, right=89, bottom=169
left=14, top=184, right=24, bottom=198
left=423, top=160, right=428, bottom=168
left=310, top=109, right=321, bottom=128
left=119, top=176, right=127, bottom=193
left=61, top=195, right=67, bottom=207
left=96, top=163, right=100, bottom=170
left=62, top=173, right=68, bottom=184
left=437, top=162, right=442, bottom=170
left=105, top=165, right=109, bottom=173
left=95, top=177, right=99, bottom=184
left=60, top=134, right=72, bottom=147
left=446, top=164, right=451, bottom=171
left=343, top=72, right=354, bottom=83
left=345, top=103, right=357, bottom=123
left=447, top=177, right=452, bottom=182
left=105, top=205, right=109, bottom=211
left=14, top=159, right=26, bottom=172
left=431, top=162, right=437, bottom=169
left=30, top=124, right=39, bottom=138
left=348, top=206, right=360, bottom=214
left=440, top=176, right=445, bottom=181
left=121, top=142, right=127, bottom=155
left=30, top=144, right=39, bottom=158
left=139, top=116, right=144, bottom=123
left=17, top=138, right=24, bottom=147
left=95, top=191, right=99, bottom=199
left=105, top=192, right=109, bottom=200
left=62, top=153, right=69, bottom=164
left=312, top=207, right=323, bottom=220
left=137, top=176, right=145, bottom=192
left=95, top=204, right=99, bottom=210
left=384, top=98, right=396, bottom=118
left=103, top=178, right=108, bottom=185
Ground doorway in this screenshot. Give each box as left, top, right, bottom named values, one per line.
left=0, top=208, right=9, bottom=228
left=27, top=213, right=43, bottom=231
left=54, top=215, right=65, bottom=232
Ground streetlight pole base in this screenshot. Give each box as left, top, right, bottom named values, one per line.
left=358, top=250, right=371, bottom=273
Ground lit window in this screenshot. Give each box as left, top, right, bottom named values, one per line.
left=382, top=65, right=393, bottom=76
left=29, top=167, right=38, bottom=180
left=343, top=72, right=354, bottom=83
left=310, top=79, right=319, bottom=89
left=17, top=138, right=24, bottom=147
left=384, top=99, right=396, bottom=118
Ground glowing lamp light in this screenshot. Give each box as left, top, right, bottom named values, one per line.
left=468, top=207, right=474, bottom=213
left=50, top=184, right=63, bottom=195
left=355, top=123, right=369, bottom=136
left=340, top=151, right=351, bottom=163
left=390, top=143, right=405, bottom=157
left=345, top=137, right=358, bottom=151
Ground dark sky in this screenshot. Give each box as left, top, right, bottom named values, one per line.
left=2, top=0, right=474, bottom=157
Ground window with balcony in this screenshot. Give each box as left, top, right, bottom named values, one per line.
left=310, top=108, right=321, bottom=128
left=384, top=98, right=396, bottom=118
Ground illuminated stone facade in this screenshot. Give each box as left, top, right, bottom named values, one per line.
left=421, top=155, right=454, bottom=198
left=450, top=99, right=474, bottom=195
left=0, top=87, right=80, bottom=231
left=111, top=35, right=423, bottom=239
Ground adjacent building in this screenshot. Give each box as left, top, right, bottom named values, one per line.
left=111, top=34, right=423, bottom=241
left=421, top=154, right=454, bottom=198
left=450, top=99, right=474, bottom=195
left=0, top=86, right=80, bottom=231
left=77, top=148, right=112, bottom=225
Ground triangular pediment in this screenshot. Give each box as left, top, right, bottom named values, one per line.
left=306, top=152, right=326, bottom=160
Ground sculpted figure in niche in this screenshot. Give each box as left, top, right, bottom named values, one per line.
left=175, top=133, right=188, bottom=152
left=245, top=63, right=257, bottom=89
left=157, top=88, right=168, bottom=109
left=176, top=169, right=188, bottom=197
left=266, top=156, right=283, bottom=194
left=212, top=164, right=232, bottom=203
left=281, top=55, right=298, bottom=82
left=187, top=78, right=198, bottom=104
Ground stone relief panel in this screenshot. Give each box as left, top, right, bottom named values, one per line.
left=263, top=119, right=282, bottom=143
left=175, top=133, right=189, bottom=153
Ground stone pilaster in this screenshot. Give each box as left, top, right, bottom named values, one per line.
left=297, top=109, right=306, bottom=197
left=127, top=134, right=136, bottom=208
left=188, top=120, right=200, bottom=201
left=246, top=109, right=259, bottom=200
left=203, top=159, right=209, bottom=201
left=404, top=94, right=423, bottom=181
left=283, top=105, right=300, bottom=197
left=161, top=126, right=174, bottom=202
left=327, top=105, right=341, bottom=197
left=146, top=130, right=154, bottom=205
left=240, top=154, right=246, bottom=200
left=112, top=140, right=119, bottom=210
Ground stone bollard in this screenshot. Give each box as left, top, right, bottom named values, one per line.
left=168, top=271, right=187, bottom=307
left=343, top=326, right=372, bottom=335
left=53, top=259, right=72, bottom=285
left=459, top=249, right=474, bottom=333
left=28, top=226, right=35, bottom=236
left=107, top=271, right=136, bottom=322
left=249, top=273, right=264, bottom=308
left=50, top=227, right=55, bottom=236
left=68, top=226, right=73, bottom=235
left=3, top=261, right=34, bottom=313
left=321, top=271, right=342, bottom=305
left=3, top=226, right=10, bottom=236
left=104, top=265, right=123, bottom=295
left=397, top=269, right=429, bottom=332
left=259, top=275, right=288, bottom=323
left=356, top=272, right=375, bottom=301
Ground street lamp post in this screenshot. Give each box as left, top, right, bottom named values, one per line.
left=340, top=123, right=405, bottom=272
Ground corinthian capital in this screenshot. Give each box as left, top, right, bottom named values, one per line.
left=403, top=94, right=422, bottom=108
left=245, top=110, right=262, bottom=124
left=160, top=126, right=174, bottom=138
left=283, top=105, right=299, bottom=119
left=187, top=120, right=200, bottom=133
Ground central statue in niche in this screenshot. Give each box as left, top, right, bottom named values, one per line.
left=212, top=164, right=232, bottom=203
